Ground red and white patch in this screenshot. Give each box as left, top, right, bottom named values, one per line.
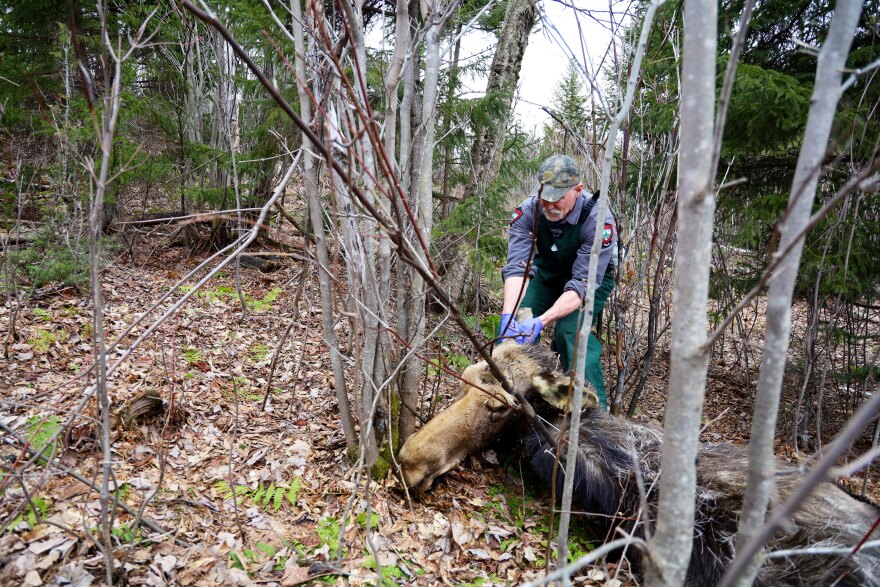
left=510, top=207, right=523, bottom=225
left=602, top=223, right=614, bottom=248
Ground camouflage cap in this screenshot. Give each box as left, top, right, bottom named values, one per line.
left=531, top=155, right=580, bottom=202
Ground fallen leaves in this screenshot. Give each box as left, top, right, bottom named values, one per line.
left=1, top=246, right=643, bottom=587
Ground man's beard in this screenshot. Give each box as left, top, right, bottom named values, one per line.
left=543, top=208, right=564, bottom=221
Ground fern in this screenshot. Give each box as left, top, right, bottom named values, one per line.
left=6, top=496, right=50, bottom=532
left=215, top=477, right=302, bottom=512
left=252, top=484, right=265, bottom=504
left=286, top=478, right=302, bottom=506
left=25, top=415, right=63, bottom=463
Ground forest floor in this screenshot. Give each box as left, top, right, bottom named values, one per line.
left=1, top=240, right=877, bottom=587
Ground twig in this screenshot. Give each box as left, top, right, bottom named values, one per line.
left=261, top=320, right=295, bottom=411
left=229, top=378, right=245, bottom=541
left=704, top=159, right=880, bottom=351
left=765, top=539, right=880, bottom=559
left=0, top=421, right=184, bottom=545
left=519, top=536, right=648, bottom=587
left=831, top=443, right=880, bottom=478
left=131, top=433, right=166, bottom=537
left=720, top=385, right=880, bottom=585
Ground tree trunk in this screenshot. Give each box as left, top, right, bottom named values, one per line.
left=440, top=23, right=462, bottom=218
left=729, top=2, right=863, bottom=584
left=384, top=0, right=423, bottom=443
left=464, top=0, right=535, bottom=198
left=339, top=0, right=394, bottom=466
left=383, top=0, right=409, bottom=172
left=291, top=0, right=356, bottom=450
left=395, top=5, right=421, bottom=441
left=645, top=0, right=717, bottom=583
left=398, top=0, right=420, bottom=195
left=555, top=0, right=666, bottom=577
left=399, top=0, right=458, bottom=443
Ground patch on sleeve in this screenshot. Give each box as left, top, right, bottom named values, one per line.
left=509, top=207, right=523, bottom=225
left=602, top=223, right=614, bottom=248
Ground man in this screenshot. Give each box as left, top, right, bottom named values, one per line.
left=499, top=154, right=617, bottom=408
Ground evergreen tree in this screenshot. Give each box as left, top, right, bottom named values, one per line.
left=624, top=0, right=879, bottom=304
left=544, top=60, right=590, bottom=152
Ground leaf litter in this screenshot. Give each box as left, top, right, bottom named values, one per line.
left=0, top=246, right=630, bottom=587
left=6, top=244, right=874, bottom=586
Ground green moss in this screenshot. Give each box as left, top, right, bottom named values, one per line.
left=346, top=444, right=359, bottom=466
left=371, top=389, right=402, bottom=480
left=371, top=454, right=392, bottom=480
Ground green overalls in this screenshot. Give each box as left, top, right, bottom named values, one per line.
left=520, top=199, right=615, bottom=408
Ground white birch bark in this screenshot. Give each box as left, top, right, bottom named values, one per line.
left=339, top=0, right=394, bottom=431
left=556, top=1, right=666, bottom=577
left=645, top=0, right=717, bottom=583
left=417, top=4, right=444, bottom=246
left=325, top=89, right=383, bottom=464
left=383, top=0, right=422, bottom=441
left=729, top=2, right=864, bottom=585
left=396, top=13, right=418, bottom=397
left=290, top=0, right=356, bottom=449
left=400, top=0, right=459, bottom=440
left=383, top=0, right=409, bottom=171
left=398, top=35, right=418, bottom=195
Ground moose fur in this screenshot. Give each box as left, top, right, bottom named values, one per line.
left=399, top=342, right=880, bottom=586
left=398, top=342, right=570, bottom=492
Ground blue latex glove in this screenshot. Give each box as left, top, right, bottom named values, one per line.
left=515, top=317, right=543, bottom=345
left=498, top=313, right=519, bottom=338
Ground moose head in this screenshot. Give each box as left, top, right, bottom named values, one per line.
left=398, top=342, right=593, bottom=492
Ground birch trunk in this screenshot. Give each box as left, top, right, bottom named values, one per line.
left=383, top=0, right=424, bottom=442
left=464, top=0, right=535, bottom=198
left=324, top=88, right=384, bottom=465
left=398, top=11, right=418, bottom=195
left=645, top=0, right=717, bottom=583
left=341, top=1, right=394, bottom=436
left=440, top=24, right=461, bottom=218
left=399, top=1, right=458, bottom=442
left=555, top=0, right=666, bottom=576
left=396, top=2, right=421, bottom=366
left=383, top=0, right=409, bottom=173
left=395, top=10, right=417, bottom=391
left=290, top=0, right=356, bottom=449
left=729, top=2, right=864, bottom=585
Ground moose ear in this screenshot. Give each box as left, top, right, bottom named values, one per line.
left=531, top=372, right=571, bottom=411
left=532, top=372, right=601, bottom=412
left=582, top=389, right=600, bottom=410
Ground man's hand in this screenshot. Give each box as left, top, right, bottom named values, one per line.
left=498, top=313, right=519, bottom=338
left=515, top=317, right=543, bottom=345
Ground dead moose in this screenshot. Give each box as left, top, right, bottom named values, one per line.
left=398, top=342, right=880, bottom=586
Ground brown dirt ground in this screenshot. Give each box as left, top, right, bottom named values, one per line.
left=1, top=241, right=876, bottom=586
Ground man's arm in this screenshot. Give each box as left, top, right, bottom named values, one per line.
left=501, top=275, right=578, bottom=324
left=502, top=276, right=527, bottom=314
left=500, top=198, right=538, bottom=317
left=537, top=290, right=582, bottom=325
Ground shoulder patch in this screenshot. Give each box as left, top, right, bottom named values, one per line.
left=602, top=223, right=614, bottom=248
left=510, top=207, right=523, bottom=225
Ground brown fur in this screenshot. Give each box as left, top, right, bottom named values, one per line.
left=398, top=342, right=573, bottom=492
left=401, top=343, right=880, bottom=585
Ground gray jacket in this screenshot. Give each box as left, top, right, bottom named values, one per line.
left=501, top=193, right=617, bottom=300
